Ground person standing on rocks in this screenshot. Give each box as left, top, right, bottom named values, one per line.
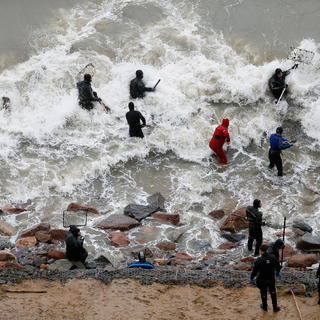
left=317, top=264, right=320, bottom=305
left=250, top=244, right=281, bottom=312
left=65, top=225, right=88, bottom=265
left=246, top=199, right=265, bottom=256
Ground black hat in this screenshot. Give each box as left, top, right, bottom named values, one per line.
left=84, top=74, right=92, bottom=82
left=136, top=70, right=143, bottom=79
left=275, top=239, right=284, bottom=248
left=276, top=127, right=283, bottom=135
left=128, top=102, right=134, bottom=110
left=275, top=68, right=282, bottom=75
left=69, top=225, right=80, bottom=237
left=253, top=199, right=261, bottom=209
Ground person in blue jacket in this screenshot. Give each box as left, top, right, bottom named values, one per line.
left=268, top=127, right=294, bottom=176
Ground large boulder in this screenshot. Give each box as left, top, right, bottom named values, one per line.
left=221, top=233, right=246, bottom=243
left=49, top=229, right=68, bottom=241
left=108, top=232, right=130, bottom=247
left=47, top=248, right=66, bottom=260
left=293, top=221, right=312, bottom=233
left=35, top=230, right=53, bottom=243
left=286, top=254, right=318, bottom=268
left=16, top=236, right=37, bottom=247
left=281, top=243, right=296, bottom=260
left=208, top=209, right=225, bottom=219
left=147, top=192, right=166, bottom=211
left=156, top=240, right=176, bottom=251
left=218, top=241, right=239, bottom=250
left=150, top=213, right=180, bottom=226
left=1, top=206, right=26, bottom=214
left=0, top=250, right=16, bottom=261
left=296, top=233, right=320, bottom=250
left=67, top=203, right=99, bottom=215
left=0, top=220, right=17, bottom=236
left=124, top=204, right=160, bottom=222
left=175, top=252, right=192, bottom=260
left=20, top=223, right=50, bottom=238
left=219, top=207, right=248, bottom=233
left=95, top=214, right=140, bottom=231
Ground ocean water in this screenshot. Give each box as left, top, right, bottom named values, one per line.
left=1, top=0, right=320, bottom=262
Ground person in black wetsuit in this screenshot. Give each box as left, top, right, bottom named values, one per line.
left=267, top=239, right=285, bottom=261
left=317, top=264, right=320, bottom=305
left=268, top=126, right=294, bottom=176
left=77, top=73, right=101, bottom=110
left=130, top=70, right=154, bottom=99
left=126, top=102, right=146, bottom=138
left=250, top=244, right=281, bottom=312
left=246, top=199, right=265, bottom=256
left=65, top=225, right=88, bottom=265
left=268, top=64, right=298, bottom=101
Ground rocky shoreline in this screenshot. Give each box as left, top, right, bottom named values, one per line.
left=1, top=196, right=320, bottom=296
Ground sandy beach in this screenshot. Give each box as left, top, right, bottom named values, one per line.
left=0, top=277, right=319, bottom=320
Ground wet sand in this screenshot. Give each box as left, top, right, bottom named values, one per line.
left=0, top=278, right=319, bottom=320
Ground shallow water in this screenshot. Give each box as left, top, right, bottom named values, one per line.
left=0, top=0, right=320, bottom=261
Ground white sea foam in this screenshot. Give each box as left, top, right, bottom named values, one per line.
left=0, top=0, right=320, bottom=258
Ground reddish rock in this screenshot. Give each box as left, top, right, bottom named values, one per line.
left=218, top=241, right=239, bottom=250
left=95, top=214, right=140, bottom=231
left=141, top=226, right=155, bottom=234
left=0, top=261, right=24, bottom=269
left=135, top=238, right=146, bottom=244
left=1, top=205, right=26, bottom=214
left=202, top=254, right=213, bottom=261
left=292, top=227, right=306, bottom=236
left=0, top=252, right=6, bottom=261
left=156, top=240, right=176, bottom=251
left=282, top=243, right=296, bottom=260
left=47, top=248, right=66, bottom=260
left=175, top=252, right=192, bottom=260
left=108, top=232, right=130, bottom=247
left=286, top=254, right=318, bottom=268
left=49, top=229, right=68, bottom=241
left=16, top=236, right=37, bottom=247
left=35, top=230, right=53, bottom=243
left=67, top=203, right=99, bottom=215
left=233, top=262, right=251, bottom=271
left=241, top=256, right=255, bottom=263
left=20, top=223, right=50, bottom=238
left=150, top=213, right=180, bottom=226
left=208, top=209, right=225, bottom=219
left=219, top=207, right=248, bottom=233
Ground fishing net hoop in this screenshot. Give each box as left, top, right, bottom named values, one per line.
left=287, top=47, right=315, bottom=65
left=76, top=63, right=96, bottom=82
left=63, top=209, right=88, bottom=227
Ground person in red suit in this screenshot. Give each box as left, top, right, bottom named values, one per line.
left=209, top=118, right=230, bottom=165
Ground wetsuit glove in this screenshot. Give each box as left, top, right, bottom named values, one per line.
left=151, top=89, right=155, bottom=92
left=275, top=272, right=280, bottom=278
left=289, top=143, right=294, bottom=147
left=282, top=138, right=288, bottom=141
left=249, top=279, right=253, bottom=284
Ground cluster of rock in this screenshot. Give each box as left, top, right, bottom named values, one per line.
left=0, top=196, right=319, bottom=275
